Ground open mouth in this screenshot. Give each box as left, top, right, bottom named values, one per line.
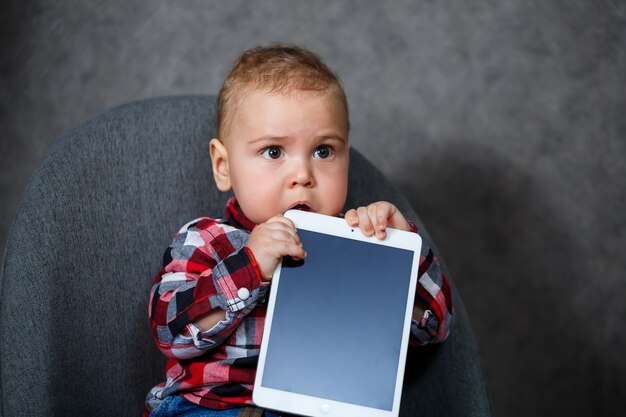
left=289, top=203, right=313, bottom=212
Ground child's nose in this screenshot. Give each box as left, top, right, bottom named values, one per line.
left=289, top=162, right=314, bottom=187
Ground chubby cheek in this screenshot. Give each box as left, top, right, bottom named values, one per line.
left=319, top=171, right=348, bottom=215
left=331, top=182, right=349, bottom=214
left=231, top=170, right=282, bottom=223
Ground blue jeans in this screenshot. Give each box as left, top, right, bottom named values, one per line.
left=149, top=396, right=283, bottom=417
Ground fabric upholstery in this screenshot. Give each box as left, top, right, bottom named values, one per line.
left=0, top=95, right=491, bottom=417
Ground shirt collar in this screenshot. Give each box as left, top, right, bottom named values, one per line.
left=225, top=197, right=257, bottom=232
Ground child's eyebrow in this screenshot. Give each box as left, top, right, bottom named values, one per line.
left=316, top=133, right=348, bottom=144
left=247, top=135, right=289, bottom=144
left=247, top=134, right=348, bottom=145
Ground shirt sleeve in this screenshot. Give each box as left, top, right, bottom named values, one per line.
left=409, top=222, right=454, bottom=345
left=148, top=217, right=265, bottom=359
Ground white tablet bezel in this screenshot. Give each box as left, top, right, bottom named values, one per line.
left=253, top=209, right=422, bottom=417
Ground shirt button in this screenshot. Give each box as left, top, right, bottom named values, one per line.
left=237, top=287, right=250, bottom=301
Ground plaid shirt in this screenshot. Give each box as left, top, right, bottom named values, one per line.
left=145, top=198, right=453, bottom=414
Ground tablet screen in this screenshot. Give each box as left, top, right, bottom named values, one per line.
left=260, top=229, right=416, bottom=411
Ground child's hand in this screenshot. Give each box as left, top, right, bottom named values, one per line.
left=345, top=201, right=411, bottom=240
left=247, top=215, right=306, bottom=281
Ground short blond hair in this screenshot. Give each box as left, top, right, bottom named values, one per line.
left=217, top=44, right=349, bottom=138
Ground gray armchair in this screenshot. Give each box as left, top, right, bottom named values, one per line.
left=0, top=95, right=491, bottom=417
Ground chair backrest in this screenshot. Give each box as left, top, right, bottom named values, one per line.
left=0, top=95, right=491, bottom=417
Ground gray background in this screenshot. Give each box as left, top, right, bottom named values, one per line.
left=1, top=1, right=624, bottom=416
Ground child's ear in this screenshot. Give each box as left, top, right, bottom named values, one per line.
left=209, top=138, right=232, bottom=192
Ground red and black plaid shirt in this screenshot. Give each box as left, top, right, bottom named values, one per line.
left=145, top=198, right=453, bottom=414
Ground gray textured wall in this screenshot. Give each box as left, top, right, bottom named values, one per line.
left=1, top=1, right=625, bottom=416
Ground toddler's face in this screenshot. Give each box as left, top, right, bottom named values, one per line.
left=213, top=89, right=349, bottom=224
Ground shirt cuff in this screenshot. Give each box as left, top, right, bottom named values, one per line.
left=212, top=247, right=263, bottom=312
left=410, top=309, right=440, bottom=345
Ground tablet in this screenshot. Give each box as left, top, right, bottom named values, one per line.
left=253, top=209, right=422, bottom=417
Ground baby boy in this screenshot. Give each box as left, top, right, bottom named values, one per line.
left=145, top=44, right=453, bottom=417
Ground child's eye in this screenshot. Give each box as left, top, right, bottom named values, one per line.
left=261, top=146, right=282, bottom=160
left=314, top=145, right=333, bottom=159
